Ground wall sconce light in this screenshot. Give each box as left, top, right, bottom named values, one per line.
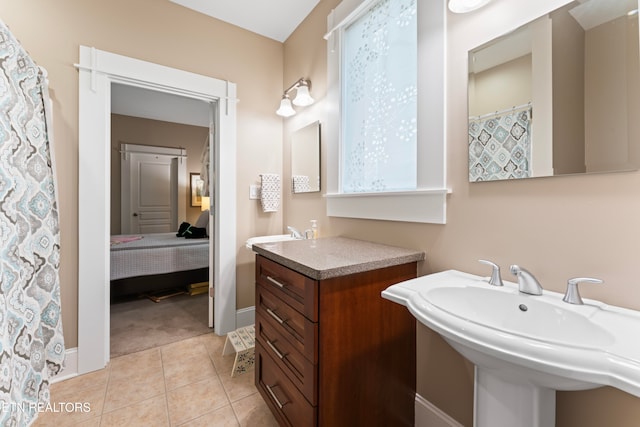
left=276, top=78, right=314, bottom=117
left=448, top=0, right=491, bottom=13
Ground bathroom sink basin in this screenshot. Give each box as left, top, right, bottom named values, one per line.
left=426, top=286, right=614, bottom=349
left=382, top=270, right=640, bottom=398
left=245, top=234, right=297, bottom=249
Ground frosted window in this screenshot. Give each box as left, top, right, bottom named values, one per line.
left=341, top=0, right=417, bottom=193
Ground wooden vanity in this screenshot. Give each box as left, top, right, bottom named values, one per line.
left=252, top=237, right=425, bottom=427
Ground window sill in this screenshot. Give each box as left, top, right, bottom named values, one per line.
left=325, top=189, right=450, bottom=224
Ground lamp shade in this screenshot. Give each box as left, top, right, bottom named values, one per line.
left=292, top=85, right=315, bottom=107
left=201, top=196, right=210, bottom=212
left=448, top=0, right=491, bottom=13
left=276, top=96, right=296, bottom=117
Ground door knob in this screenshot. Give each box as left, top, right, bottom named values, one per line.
left=133, top=213, right=138, bottom=217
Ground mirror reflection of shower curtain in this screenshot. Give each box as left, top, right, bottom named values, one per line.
left=469, top=106, right=532, bottom=181
left=0, top=20, right=65, bottom=426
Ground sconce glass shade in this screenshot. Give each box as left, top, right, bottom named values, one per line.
left=448, top=0, right=491, bottom=13
left=292, top=84, right=315, bottom=107
left=276, top=96, right=296, bottom=117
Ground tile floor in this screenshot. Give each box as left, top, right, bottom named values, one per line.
left=33, top=333, right=278, bottom=426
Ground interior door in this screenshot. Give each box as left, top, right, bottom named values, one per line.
left=121, top=144, right=185, bottom=234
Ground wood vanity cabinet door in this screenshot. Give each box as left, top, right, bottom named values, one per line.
left=317, top=262, right=417, bottom=427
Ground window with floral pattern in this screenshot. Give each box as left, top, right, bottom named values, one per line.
left=325, top=0, right=447, bottom=224
left=341, top=0, right=417, bottom=193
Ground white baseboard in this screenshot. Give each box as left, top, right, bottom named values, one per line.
left=235, top=305, right=255, bottom=328
left=415, top=393, right=463, bottom=427
left=52, top=347, right=78, bottom=384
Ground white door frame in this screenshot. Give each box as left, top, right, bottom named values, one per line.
left=77, top=46, right=237, bottom=374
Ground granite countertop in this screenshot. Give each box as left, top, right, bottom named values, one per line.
left=252, top=236, right=425, bottom=280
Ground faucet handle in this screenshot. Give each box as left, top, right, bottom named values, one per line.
left=286, top=226, right=303, bottom=239
left=478, top=259, right=504, bottom=287
left=563, top=277, right=603, bottom=305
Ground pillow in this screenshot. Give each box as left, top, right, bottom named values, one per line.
left=194, top=210, right=209, bottom=228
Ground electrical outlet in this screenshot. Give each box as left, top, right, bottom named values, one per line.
left=249, top=185, right=261, bottom=200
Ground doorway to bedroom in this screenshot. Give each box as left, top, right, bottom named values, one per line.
left=78, top=46, right=238, bottom=375
left=109, top=109, right=212, bottom=357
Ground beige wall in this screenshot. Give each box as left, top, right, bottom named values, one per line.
left=284, top=0, right=640, bottom=426
left=0, top=0, right=285, bottom=346
left=110, top=114, right=209, bottom=234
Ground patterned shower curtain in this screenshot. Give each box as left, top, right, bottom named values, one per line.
left=0, top=21, right=65, bottom=426
left=468, top=107, right=532, bottom=181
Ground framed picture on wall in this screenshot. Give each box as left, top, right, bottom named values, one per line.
left=190, top=173, right=204, bottom=207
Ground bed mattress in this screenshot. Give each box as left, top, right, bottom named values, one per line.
left=110, top=232, right=209, bottom=280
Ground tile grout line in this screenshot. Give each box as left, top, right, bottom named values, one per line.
left=94, top=364, right=110, bottom=426
left=159, top=345, right=172, bottom=427
left=211, top=347, right=244, bottom=426
left=207, top=342, right=238, bottom=424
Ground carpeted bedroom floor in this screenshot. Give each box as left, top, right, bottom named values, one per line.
left=110, top=293, right=211, bottom=358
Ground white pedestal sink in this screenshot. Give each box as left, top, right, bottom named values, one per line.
left=474, top=365, right=554, bottom=427
left=382, top=270, right=640, bottom=427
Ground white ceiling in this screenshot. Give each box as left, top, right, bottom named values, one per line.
left=169, top=0, right=321, bottom=42
left=569, top=0, right=637, bottom=31
left=111, top=83, right=211, bottom=127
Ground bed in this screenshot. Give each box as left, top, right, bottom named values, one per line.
left=110, top=232, right=209, bottom=299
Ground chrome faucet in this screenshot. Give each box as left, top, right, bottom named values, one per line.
left=510, top=265, right=543, bottom=295
left=286, top=226, right=304, bottom=239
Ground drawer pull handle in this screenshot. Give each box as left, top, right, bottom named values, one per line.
left=266, top=339, right=286, bottom=360
left=266, top=308, right=286, bottom=325
left=266, top=275, right=287, bottom=288
left=265, top=384, right=289, bottom=409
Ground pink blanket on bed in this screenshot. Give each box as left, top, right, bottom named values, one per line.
left=110, top=235, right=143, bottom=246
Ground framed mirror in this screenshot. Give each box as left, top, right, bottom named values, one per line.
left=468, top=0, right=640, bottom=182
left=291, top=121, right=321, bottom=193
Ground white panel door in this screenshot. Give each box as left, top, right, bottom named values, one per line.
left=129, top=152, right=176, bottom=233
left=121, top=144, right=185, bottom=234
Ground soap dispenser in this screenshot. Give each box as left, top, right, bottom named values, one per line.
left=310, top=219, right=318, bottom=240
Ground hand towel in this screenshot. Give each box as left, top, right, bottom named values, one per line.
left=292, top=175, right=311, bottom=193
left=260, top=173, right=280, bottom=212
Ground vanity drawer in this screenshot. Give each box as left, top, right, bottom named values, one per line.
left=256, top=284, right=318, bottom=363
left=256, top=312, right=317, bottom=405
left=256, top=255, right=318, bottom=321
left=256, top=346, right=317, bottom=427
